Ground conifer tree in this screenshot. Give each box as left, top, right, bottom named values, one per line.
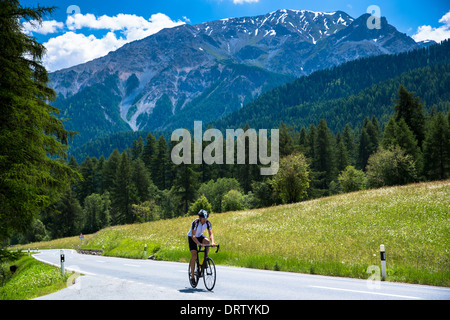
left=279, top=121, right=294, bottom=157
left=423, top=112, right=450, bottom=180
left=78, top=156, right=98, bottom=203
left=142, top=132, right=157, bottom=174
left=112, top=152, right=137, bottom=224
left=154, top=135, right=169, bottom=190
left=173, top=163, right=200, bottom=216
left=306, top=124, right=317, bottom=160
left=313, top=119, right=335, bottom=190
left=342, top=124, right=356, bottom=165
left=335, top=133, right=350, bottom=173
left=358, top=128, right=371, bottom=170
left=132, top=158, right=152, bottom=202
left=394, top=85, right=426, bottom=147
left=382, top=117, right=422, bottom=171
left=131, top=136, right=144, bottom=160
left=0, top=1, right=78, bottom=241
left=102, top=149, right=121, bottom=193
left=298, top=127, right=308, bottom=155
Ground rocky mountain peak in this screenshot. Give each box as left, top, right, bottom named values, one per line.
left=49, top=9, right=420, bottom=147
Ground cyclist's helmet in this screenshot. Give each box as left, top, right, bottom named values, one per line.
left=198, top=209, right=208, bottom=219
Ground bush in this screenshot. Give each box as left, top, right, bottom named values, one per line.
left=131, top=200, right=161, bottom=222
left=251, top=181, right=275, bottom=208
left=187, top=195, right=212, bottom=216
left=198, top=178, right=242, bottom=212
left=222, top=190, right=246, bottom=212
left=366, top=146, right=417, bottom=188
left=270, top=153, right=310, bottom=204
left=338, top=166, right=367, bottom=193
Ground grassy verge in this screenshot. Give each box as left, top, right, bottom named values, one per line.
left=0, top=255, right=72, bottom=300
left=16, top=180, right=450, bottom=287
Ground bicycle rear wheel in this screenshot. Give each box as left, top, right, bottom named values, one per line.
left=203, top=258, right=216, bottom=291
left=188, top=262, right=199, bottom=288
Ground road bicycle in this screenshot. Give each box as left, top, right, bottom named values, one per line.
left=188, top=244, right=220, bottom=291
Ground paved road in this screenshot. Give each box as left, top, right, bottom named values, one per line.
left=33, top=249, right=450, bottom=300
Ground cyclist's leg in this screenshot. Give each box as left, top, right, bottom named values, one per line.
left=202, top=237, right=210, bottom=258
left=188, top=236, right=198, bottom=280
left=189, top=250, right=197, bottom=279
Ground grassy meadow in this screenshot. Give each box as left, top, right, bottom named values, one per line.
left=16, top=180, right=450, bottom=286
left=0, top=255, right=72, bottom=300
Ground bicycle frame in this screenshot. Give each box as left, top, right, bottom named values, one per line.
left=189, top=244, right=220, bottom=291
left=196, top=244, right=219, bottom=273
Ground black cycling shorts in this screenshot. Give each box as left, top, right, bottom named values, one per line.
left=188, top=235, right=205, bottom=251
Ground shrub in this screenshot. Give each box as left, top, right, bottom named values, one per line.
left=366, top=146, right=417, bottom=188
left=198, top=178, right=242, bottom=212
left=187, top=195, right=212, bottom=216
left=338, top=166, right=367, bottom=193
left=222, top=190, right=246, bottom=212
left=270, top=153, right=310, bottom=204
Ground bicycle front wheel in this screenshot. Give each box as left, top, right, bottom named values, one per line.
left=203, top=258, right=216, bottom=291
left=188, top=262, right=199, bottom=288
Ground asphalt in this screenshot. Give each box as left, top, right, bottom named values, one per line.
left=32, top=249, right=450, bottom=300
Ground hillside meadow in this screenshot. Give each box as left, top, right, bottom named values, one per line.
left=17, top=180, right=450, bottom=286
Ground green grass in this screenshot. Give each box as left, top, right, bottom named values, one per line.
left=16, top=180, right=450, bottom=287
left=0, top=255, right=72, bottom=300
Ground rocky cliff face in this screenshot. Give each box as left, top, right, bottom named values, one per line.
left=49, top=9, right=419, bottom=145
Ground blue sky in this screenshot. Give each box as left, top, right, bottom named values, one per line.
left=21, top=0, right=450, bottom=71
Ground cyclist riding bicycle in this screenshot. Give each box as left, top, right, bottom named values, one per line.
left=188, top=209, right=215, bottom=285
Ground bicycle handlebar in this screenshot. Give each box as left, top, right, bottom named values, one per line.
left=198, top=244, right=220, bottom=253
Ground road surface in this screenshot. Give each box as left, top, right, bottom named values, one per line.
left=33, top=249, right=449, bottom=300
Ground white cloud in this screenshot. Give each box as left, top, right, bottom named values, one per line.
left=27, top=13, right=185, bottom=72
left=233, top=0, right=260, bottom=4
left=412, top=11, right=450, bottom=43
left=22, top=20, right=64, bottom=35
left=43, top=31, right=128, bottom=72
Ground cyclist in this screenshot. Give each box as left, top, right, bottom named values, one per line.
left=188, top=209, right=215, bottom=285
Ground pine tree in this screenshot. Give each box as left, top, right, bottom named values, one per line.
left=306, top=124, right=317, bottom=160
left=0, top=1, right=78, bottom=241
left=382, top=117, right=422, bottom=171
left=237, top=123, right=257, bottom=193
left=335, top=133, right=350, bottom=173
left=313, top=119, right=335, bottom=191
left=423, top=112, right=450, bottom=180
left=381, top=117, right=398, bottom=149
left=112, top=152, right=138, bottom=224
left=102, top=149, right=121, bottom=193
left=394, top=85, right=426, bottom=147
left=358, top=128, right=371, bottom=170
left=132, top=158, right=152, bottom=202
left=298, top=127, right=308, bottom=155
left=393, top=118, right=422, bottom=169
left=342, top=124, right=356, bottom=165
left=49, top=188, right=84, bottom=238
left=142, top=132, right=157, bottom=175
left=364, top=117, right=380, bottom=157
left=173, top=163, right=200, bottom=216
left=96, top=155, right=106, bottom=193
left=153, top=135, right=169, bottom=190
left=279, top=121, right=294, bottom=157
left=78, top=156, right=98, bottom=203
left=131, top=136, right=144, bottom=160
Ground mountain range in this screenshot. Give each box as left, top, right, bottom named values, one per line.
left=49, top=9, right=421, bottom=148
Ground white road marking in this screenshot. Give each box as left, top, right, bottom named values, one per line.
left=310, top=285, right=422, bottom=300
left=123, top=263, right=140, bottom=267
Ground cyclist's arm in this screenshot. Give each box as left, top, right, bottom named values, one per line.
left=208, top=228, right=215, bottom=246
left=191, top=231, right=202, bottom=246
